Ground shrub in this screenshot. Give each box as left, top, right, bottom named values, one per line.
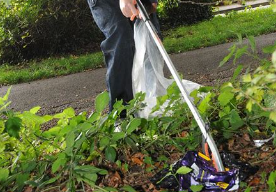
left=0, top=0, right=102, bottom=64
left=158, top=0, right=213, bottom=27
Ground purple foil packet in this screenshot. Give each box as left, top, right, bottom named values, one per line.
left=151, top=151, right=239, bottom=191
left=178, top=151, right=239, bottom=191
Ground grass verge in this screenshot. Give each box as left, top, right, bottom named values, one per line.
left=0, top=7, right=275, bottom=85
left=164, top=7, right=276, bottom=53
left=0, top=52, right=103, bottom=85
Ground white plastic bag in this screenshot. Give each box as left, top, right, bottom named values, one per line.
left=132, top=20, right=200, bottom=118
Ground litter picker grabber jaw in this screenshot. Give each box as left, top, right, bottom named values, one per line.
left=136, top=0, right=225, bottom=172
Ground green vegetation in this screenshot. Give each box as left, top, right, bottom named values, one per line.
left=0, top=52, right=103, bottom=85
left=0, top=0, right=210, bottom=64
left=164, top=7, right=276, bottom=53
left=0, top=7, right=275, bottom=85
left=0, top=0, right=102, bottom=64
left=0, top=39, right=276, bottom=191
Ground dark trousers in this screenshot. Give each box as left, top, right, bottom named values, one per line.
left=87, top=0, right=161, bottom=116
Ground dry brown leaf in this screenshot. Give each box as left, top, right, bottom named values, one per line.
left=24, top=187, right=33, bottom=192
left=249, top=177, right=260, bottom=186
left=228, top=139, right=235, bottom=149
left=260, top=152, right=270, bottom=159
left=106, top=171, right=122, bottom=188
left=149, top=183, right=155, bottom=190
left=132, top=152, right=145, bottom=159
left=154, top=162, right=163, bottom=169
left=243, top=133, right=251, bottom=142
left=181, top=131, right=188, bottom=137
left=131, top=157, right=143, bottom=166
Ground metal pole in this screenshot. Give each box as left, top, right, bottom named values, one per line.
left=136, top=0, right=224, bottom=171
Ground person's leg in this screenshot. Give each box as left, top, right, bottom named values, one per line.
left=150, top=13, right=162, bottom=39
left=87, top=0, right=135, bottom=117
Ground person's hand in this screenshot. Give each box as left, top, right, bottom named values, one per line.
left=120, top=0, right=139, bottom=21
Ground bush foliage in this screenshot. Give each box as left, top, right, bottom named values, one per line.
left=158, top=0, right=213, bottom=27
left=0, top=0, right=102, bottom=64
left=0, top=0, right=213, bottom=64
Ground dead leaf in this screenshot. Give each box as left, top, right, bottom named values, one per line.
left=243, top=133, right=251, bottom=142
left=260, top=152, right=270, bottom=159
left=154, top=162, right=163, bottom=169
left=105, top=171, right=122, bottom=188
left=131, top=157, right=143, bottom=166
left=228, top=139, right=234, bottom=149
left=132, top=152, right=144, bottom=159
left=249, top=177, right=260, bottom=186
left=24, top=187, right=33, bottom=192
left=180, top=131, right=188, bottom=137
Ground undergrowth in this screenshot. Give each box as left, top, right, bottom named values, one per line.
left=0, top=39, right=276, bottom=191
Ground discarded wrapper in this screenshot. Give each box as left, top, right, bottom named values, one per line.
left=151, top=151, right=239, bottom=191
left=220, top=152, right=259, bottom=181
left=253, top=132, right=275, bottom=147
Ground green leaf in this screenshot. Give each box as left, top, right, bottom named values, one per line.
left=243, top=74, right=252, bottom=83
left=230, top=110, right=244, bottom=129
left=4, top=117, right=22, bottom=139
left=269, top=112, right=276, bottom=123
left=95, top=91, right=109, bottom=112
left=190, top=185, right=204, bottom=192
left=79, top=173, right=98, bottom=183
left=234, top=45, right=248, bottom=64
left=219, top=44, right=236, bottom=67
left=30, top=106, right=41, bottom=114
left=176, top=166, right=192, bottom=174
left=105, top=146, right=117, bottom=162
left=2, top=87, right=11, bottom=102
left=64, top=107, right=75, bottom=118
left=244, top=187, right=252, bottom=192
left=66, top=131, right=75, bottom=149
left=198, top=93, right=212, bottom=114
left=126, top=118, right=141, bottom=134
left=231, top=65, right=243, bottom=82
left=16, top=173, right=29, bottom=189
left=246, top=100, right=253, bottom=112
left=121, top=185, right=136, bottom=192
left=112, top=132, right=125, bottom=142
left=0, top=168, right=9, bottom=183
left=125, top=137, right=138, bottom=151
left=52, top=153, right=67, bottom=173
left=218, top=90, right=234, bottom=106
left=88, top=112, right=100, bottom=123
left=74, top=165, right=107, bottom=175
left=39, top=174, right=61, bottom=188
left=272, top=51, right=276, bottom=67
left=237, top=33, right=242, bottom=44
left=100, top=137, right=110, bottom=148
left=263, top=43, right=276, bottom=53
left=248, top=36, right=256, bottom=53
left=22, top=161, right=37, bottom=173
left=268, top=170, right=276, bottom=192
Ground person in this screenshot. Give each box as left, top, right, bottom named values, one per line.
left=87, top=0, right=160, bottom=118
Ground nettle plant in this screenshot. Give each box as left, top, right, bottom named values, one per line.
left=0, top=89, right=145, bottom=191
left=187, top=36, right=276, bottom=144
left=0, top=87, right=192, bottom=191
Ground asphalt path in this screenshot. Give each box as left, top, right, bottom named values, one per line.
left=0, top=33, right=275, bottom=115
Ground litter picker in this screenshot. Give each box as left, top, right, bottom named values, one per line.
left=136, top=0, right=225, bottom=172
